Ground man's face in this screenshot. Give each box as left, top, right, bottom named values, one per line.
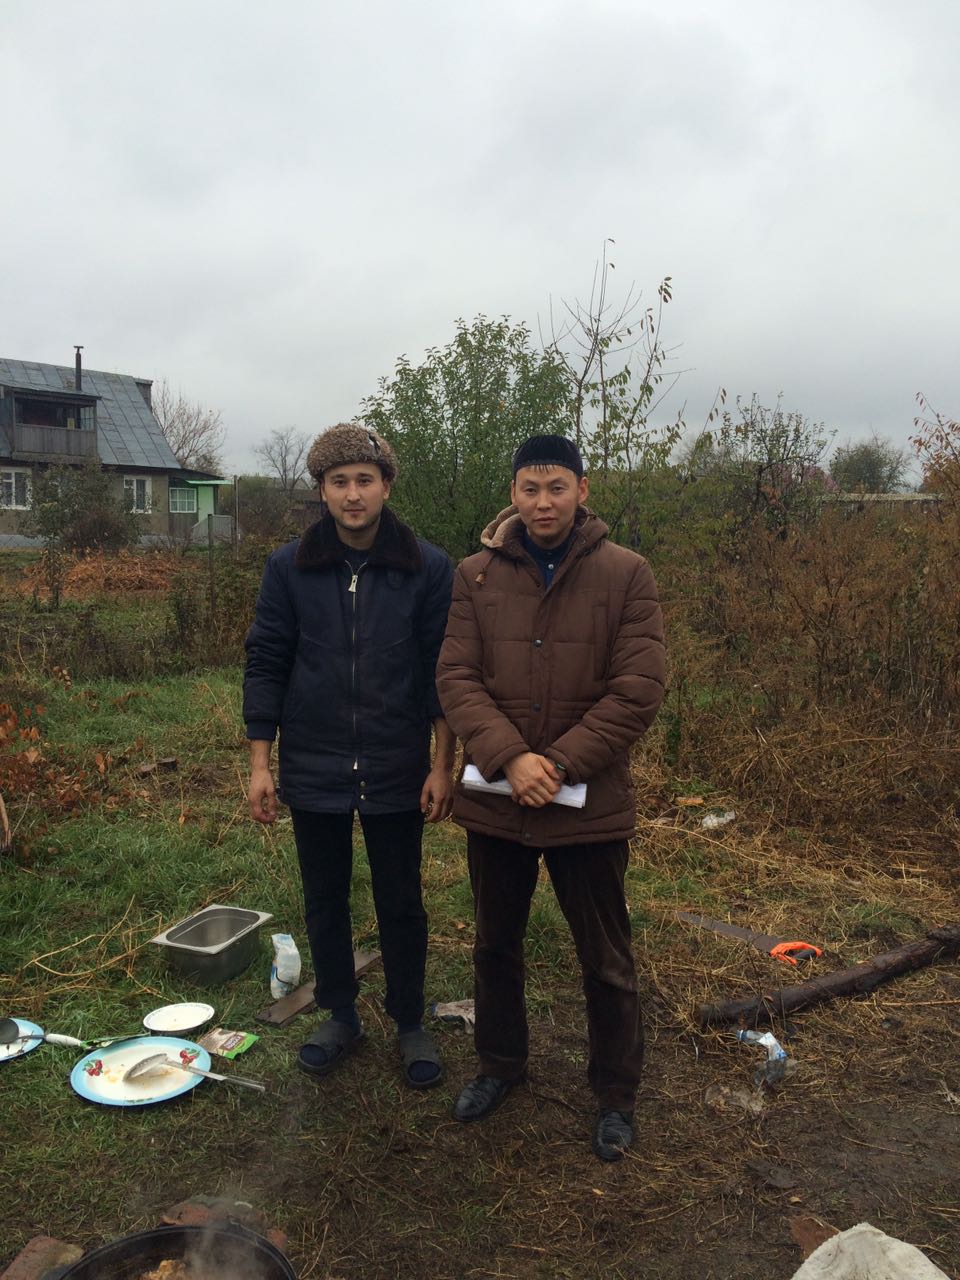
left=511, top=465, right=588, bottom=549
left=321, top=462, right=390, bottom=537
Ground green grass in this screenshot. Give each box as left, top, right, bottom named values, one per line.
left=4, top=667, right=959, bottom=1278
left=841, top=900, right=924, bottom=941
left=0, top=596, right=179, bottom=681
left=1, top=669, right=477, bottom=1259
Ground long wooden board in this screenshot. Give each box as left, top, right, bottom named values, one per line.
left=697, top=925, right=960, bottom=1027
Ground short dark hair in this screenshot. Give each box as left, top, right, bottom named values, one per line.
left=512, top=434, right=583, bottom=478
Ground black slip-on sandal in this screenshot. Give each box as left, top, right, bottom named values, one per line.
left=297, top=1020, right=365, bottom=1078
left=398, top=1028, right=444, bottom=1090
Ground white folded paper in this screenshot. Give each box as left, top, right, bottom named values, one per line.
left=461, top=763, right=587, bottom=809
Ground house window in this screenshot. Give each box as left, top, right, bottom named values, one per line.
left=1, top=469, right=31, bottom=510
left=16, top=397, right=96, bottom=430
left=169, top=486, right=197, bottom=514
left=123, top=475, right=151, bottom=513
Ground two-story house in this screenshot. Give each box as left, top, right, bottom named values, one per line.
left=0, top=352, right=230, bottom=545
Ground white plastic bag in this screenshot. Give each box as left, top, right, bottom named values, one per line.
left=791, top=1223, right=949, bottom=1280
left=270, top=932, right=302, bottom=999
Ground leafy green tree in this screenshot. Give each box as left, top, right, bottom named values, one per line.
left=364, top=317, right=569, bottom=557
left=365, top=260, right=721, bottom=557
left=829, top=435, right=908, bottom=493
left=20, top=461, right=143, bottom=552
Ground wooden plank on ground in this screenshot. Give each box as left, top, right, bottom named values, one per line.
left=697, top=925, right=960, bottom=1027
left=254, top=950, right=381, bottom=1026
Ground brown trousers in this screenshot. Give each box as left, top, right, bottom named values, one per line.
left=467, top=831, right=644, bottom=1112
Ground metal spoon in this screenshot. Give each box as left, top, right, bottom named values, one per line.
left=0, top=1017, right=85, bottom=1048
left=0, top=1017, right=137, bottom=1050
left=122, top=1051, right=266, bottom=1093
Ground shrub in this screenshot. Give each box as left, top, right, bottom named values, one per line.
left=20, top=461, right=144, bottom=554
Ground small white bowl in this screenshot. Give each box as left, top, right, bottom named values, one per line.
left=142, top=1002, right=215, bottom=1036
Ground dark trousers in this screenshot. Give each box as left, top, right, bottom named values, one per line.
left=467, top=831, right=644, bottom=1112
left=290, top=808, right=427, bottom=1027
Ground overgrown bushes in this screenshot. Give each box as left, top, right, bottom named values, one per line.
left=167, top=539, right=267, bottom=668
left=647, top=503, right=960, bottom=831
left=0, top=498, right=956, bottom=839
left=0, top=543, right=269, bottom=680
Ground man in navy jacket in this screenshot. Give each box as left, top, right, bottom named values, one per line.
left=244, top=423, right=454, bottom=1087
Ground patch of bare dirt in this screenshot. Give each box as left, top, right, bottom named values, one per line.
left=225, top=974, right=960, bottom=1280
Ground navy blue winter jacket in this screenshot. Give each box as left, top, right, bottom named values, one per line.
left=243, top=507, right=453, bottom=814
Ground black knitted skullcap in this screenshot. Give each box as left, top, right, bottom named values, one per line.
left=512, top=434, right=583, bottom=478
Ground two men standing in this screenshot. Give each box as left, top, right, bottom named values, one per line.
left=244, top=425, right=664, bottom=1159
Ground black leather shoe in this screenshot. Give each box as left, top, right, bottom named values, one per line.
left=453, top=1074, right=516, bottom=1123
left=593, top=1109, right=634, bottom=1161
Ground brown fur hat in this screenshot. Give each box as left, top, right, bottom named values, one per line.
left=306, top=423, right=398, bottom=485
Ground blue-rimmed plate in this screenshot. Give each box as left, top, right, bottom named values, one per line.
left=69, top=1035, right=212, bottom=1107
left=0, top=1018, right=43, bottom=1063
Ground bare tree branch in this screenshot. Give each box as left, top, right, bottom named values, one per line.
left=153, top=378, right=226, bottom=474
left=253, top=426, right=312, bottom=496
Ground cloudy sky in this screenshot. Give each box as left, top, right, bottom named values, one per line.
left=1, top=0, right=956, bottom=475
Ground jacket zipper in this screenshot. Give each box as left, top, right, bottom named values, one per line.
left=348, top=563, right=365, bottom=771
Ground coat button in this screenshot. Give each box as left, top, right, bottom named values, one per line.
left=523, top=831, right=532, bottom=841
left=532, top=702, right=541, bottom=711
left=533, top=639, right=542, bottom=647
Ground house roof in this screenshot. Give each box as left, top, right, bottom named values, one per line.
left=0, top=357, right=182, bottom=471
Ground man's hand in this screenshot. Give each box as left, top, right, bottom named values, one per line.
left=248, top=765, right=278, bottom=824
left=503, top=752, right=562, bottom=807
left=420, top=764, right=454, bottom=823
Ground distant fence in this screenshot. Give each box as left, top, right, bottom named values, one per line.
left=826, top=492, right=943, bottom=509
left=0, top=514, right=238, bottom=552
left=190, top=513, right=234, bottom=544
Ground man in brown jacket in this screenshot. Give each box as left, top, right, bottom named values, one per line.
left=436, top=434, right=665, bottom=1160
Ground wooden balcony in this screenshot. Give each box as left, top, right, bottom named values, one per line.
left=11, top=422, right=98, bottom=462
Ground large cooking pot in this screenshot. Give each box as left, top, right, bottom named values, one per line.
left=56, top=1222, right=297, bottom=1279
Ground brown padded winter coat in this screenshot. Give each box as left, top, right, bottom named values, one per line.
left=436, top=506, right=666, bottom=847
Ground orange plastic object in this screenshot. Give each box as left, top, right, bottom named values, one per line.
left=769, top=941, right=823, bottom=966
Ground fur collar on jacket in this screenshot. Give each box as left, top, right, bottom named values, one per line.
left=479, top=505, right=607, bottom=558
left=294, top=505, right=423, bottom=573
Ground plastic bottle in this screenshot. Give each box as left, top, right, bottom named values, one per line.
left=736, top=1028, right=793, bottom=1085
left=270, top=933, right=302, bottom=999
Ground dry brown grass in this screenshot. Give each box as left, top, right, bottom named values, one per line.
left=648, top=504, right=960, bottom=837
left=18, top=548, right=182, bottom=600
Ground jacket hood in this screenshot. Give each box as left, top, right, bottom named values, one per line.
left=479, top=505, right=608, bottom=557
left=294, top=504, right=422, bottom=572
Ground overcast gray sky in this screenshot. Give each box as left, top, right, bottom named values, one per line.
left=2, top=0, right=956, bottom=475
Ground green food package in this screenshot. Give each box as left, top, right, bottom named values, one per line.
left=198, top=1026, right=259, bottom=1059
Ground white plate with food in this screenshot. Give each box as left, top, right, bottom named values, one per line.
left=69, top=1036, right=212, bottom=1106
left=142, top=1002, right=215, bottom=1036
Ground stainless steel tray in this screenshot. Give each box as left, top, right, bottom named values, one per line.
left=151, top=904, right=273, bottom=984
